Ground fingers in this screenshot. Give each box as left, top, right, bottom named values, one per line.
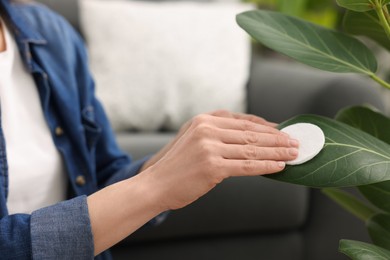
left=221, top=144, right=298, bottom=161
left=172, top=111, right=298, bottom=182
left=186, top=114, right=299, bottom=176
left=208, top=110, right=278, bottom=128
left=217, top=128, right=298, bottom=147
left=223, top=159, right=287, bottom=177
left=190, top=114, right=282, bottom=136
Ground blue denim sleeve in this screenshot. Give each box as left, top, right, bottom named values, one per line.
left=30, top=196, right=94, bottom=260
left=104, top=156, right=150, bottom=186
left=0, top=214, right=32, bottom=259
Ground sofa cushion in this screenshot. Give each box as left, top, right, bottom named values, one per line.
left=113, top=231, right=304, bottom=260
left=129, top=176, right=308, bottom=241
left=80, top=0, right=252, bottom=131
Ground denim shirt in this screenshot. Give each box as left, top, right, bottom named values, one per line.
left=0, top=1, right=152, bottom=259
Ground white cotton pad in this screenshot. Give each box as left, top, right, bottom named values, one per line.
left=280, top=123, right=325, bottom=165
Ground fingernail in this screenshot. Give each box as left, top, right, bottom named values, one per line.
left=289, top=139, right=300, bottom=147
left=278, top=161, right=286, bottom=168
left=289, top=148, right=299, bottom=156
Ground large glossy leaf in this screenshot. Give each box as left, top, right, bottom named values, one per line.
left=269, top=115, right=390, bottom=187
left=339, top=239, right=390, bottom=259
left=367, top=213, right=390, bottom=250
left=236, top=10, right=378, bottom=74
left=343, top=10, right=390, bottom=51
left=336, top=106, right=390, bottom=213
left=322, top=188, right=377, bottom=221
left=336, top=0, right=375, bottom=12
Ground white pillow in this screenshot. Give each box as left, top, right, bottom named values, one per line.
left=80, top=0, right=252, bottom=131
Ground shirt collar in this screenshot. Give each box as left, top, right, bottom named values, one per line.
left=1, top=0, right=47, bottom=72
left=0, top=0, right=46, bottom=44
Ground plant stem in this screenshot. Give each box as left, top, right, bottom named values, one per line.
left=370, top=73, right=390, bottom=90
left=322, top=188, right=377, bottom=222
left=370, top=2, right=390, bottom=91
left=384, top=4, right=390, bottom=21
left=375, top=0, right=390, bottom=40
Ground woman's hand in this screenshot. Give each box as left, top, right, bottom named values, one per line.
left=140, top=110, right=299, bottom=211
left=141, top=110, right=287, bottom=171
left=88, top=110, right=299, bottom=255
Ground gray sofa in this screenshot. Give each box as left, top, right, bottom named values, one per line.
left=36, top=0, right=385, bottom=259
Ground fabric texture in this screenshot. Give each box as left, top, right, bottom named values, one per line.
left=80, top=0, right=252, bottom=131
left=31, top=196, right=94, bottom=260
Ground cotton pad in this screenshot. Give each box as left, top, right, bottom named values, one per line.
left=280, top=123, right=325, bottom=165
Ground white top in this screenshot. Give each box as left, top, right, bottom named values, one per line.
left=0, top=20, right=67, bottom=214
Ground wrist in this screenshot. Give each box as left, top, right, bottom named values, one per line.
left=87, top=168, right=166, bottom=255
left=132, top=166, right=168, bottom=213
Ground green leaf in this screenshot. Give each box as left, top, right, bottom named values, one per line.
left=236, top=10, right=377, bottom=74
left=335, top=106, right=390, bottom=213
left=339, top=239, right=390, bottom=259
left=360, top=182, right=390, bottom=213
left=335, top=106, right=390, bottom=144
left=336, top=0, right=375, bottom=12
left=343, top=10, right=390, bottom=51
left=269, top=115, right=390, bottom=187
left=322, top=188, right=377, bottom=221
left=367, top=213, right=390, bottom=250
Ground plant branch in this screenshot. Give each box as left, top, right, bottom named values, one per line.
left=384, top=4, right=390, bottom=21
left=322, top=188, right=378, bottom=222
left=375, top=0, right=390, bottom=40
left=369, top=73, right=390, bottom=90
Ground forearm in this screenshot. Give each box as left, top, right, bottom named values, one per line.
left=87, top=170, right=163, bottom=256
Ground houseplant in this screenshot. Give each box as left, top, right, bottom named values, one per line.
left=236, top=0, right=390, bottom=259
